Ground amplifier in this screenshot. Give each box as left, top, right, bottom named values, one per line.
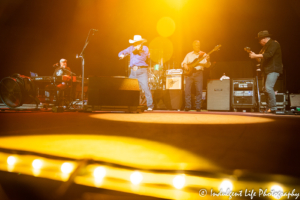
left=166, top=75, right=182, bottom=89
left=231, top=78, right=256, bottom=109
left=233, top=91, right=254, bottom=96
left=207, top=79, right=230, bottom=111
left=290, top=94, right=300, bottom=107
left=166, top=69, right=183, bottom=75
left=233, top=80, right=254, bottom=90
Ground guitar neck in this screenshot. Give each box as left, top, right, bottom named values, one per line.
left=206, top=49, right=216, bottom=56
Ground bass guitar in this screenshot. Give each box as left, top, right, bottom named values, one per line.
left=184, top=44, right=221, bottom=76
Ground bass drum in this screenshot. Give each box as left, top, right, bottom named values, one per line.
left=0, top=74, right=37, bottom=108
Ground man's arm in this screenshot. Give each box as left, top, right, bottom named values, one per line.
left=144, top=46, right=149, bottom=58
left=118, top=46, right=132, bottom=59
left=181, top=53, right=189, bottom=70
left=204, top=54, right=211, bottom=67
left=250, top=41, right=279, bottom=60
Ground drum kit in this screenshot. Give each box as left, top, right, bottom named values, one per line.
left=148, top=64, right=165, bottom=90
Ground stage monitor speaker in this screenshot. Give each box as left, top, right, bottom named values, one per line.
left=207, top=79, right=230, bottom=111
left=88, top=77, right=140, bottom=106
left=163, top=90, right=182, bottom=110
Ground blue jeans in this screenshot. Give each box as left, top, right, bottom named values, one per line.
left=265, top=72, right=279, bottom=110
left=129, top=68, right=153, bottom=108
left=184, top=70, right=203, bottom=109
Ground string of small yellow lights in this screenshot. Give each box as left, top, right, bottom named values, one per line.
left=0, top=148, right=299, bottom=200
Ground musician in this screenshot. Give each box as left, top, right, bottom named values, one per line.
left=53, top=58, right=71, bottom=90
left=182, top=40, right=211, bottom=112
left=45, top=58, right=72, bottom=104
left=249, top=30, right=283, bottom=113
left=118, top=35, right=154, bottom=111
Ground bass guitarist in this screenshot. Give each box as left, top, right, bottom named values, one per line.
left=182, top=40, right=211, bottom=112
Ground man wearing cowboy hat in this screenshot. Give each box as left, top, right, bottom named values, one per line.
left=118, top=35, right=154, bottom=111
left=249, top=30, right=283, bottom=113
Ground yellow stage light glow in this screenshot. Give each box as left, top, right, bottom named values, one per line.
left=271, top=185, right=284, bottom=199
left=61, top=162, right=74, bottom=174
left=219, top=180, right=233, bottom=192
left=164, top=0, right=189, bottom=10
left=7, top=156, right=16, bottom=166
left=90, top=113, right=274, bottom=124
left=0, top=135, right=219, bottom=171
left=32, top=169, right=41, bottom=177
left=130, top=171, right=143, bottom=185
left=157, top=17, right=176, bottom=37
left=93, top=166, right=106, bottom=179
left=32, top=159, right=43, bottom=170
left=173, top=174, right=185, bottom=189
left=149, top=37, right=173, bottom=63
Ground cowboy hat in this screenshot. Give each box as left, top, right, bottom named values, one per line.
left=256, top=30, right=272, bottom=39
left=129, top=35, right=147, bottom=44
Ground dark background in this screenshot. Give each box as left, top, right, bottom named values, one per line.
left=1, top=0, right=300, bottom=92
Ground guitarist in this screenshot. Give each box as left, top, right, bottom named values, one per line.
left=249, top=30, right=283, bottom=113
left=182, top=40, right=211, bottom=112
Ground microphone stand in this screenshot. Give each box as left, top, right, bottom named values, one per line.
left=76, top=29, right=96, bottom=110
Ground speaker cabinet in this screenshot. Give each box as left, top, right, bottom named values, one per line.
left=88, top=77, right=140, bottom=106
left=207, top=79, right=230, bottom=111
left=163, top=90, right=183, bottom=110
left=166, top=75, right=182, bottom=89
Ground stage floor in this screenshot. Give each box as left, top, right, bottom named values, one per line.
left=0, top=107, right=300, bottom=199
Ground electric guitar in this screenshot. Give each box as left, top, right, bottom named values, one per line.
left=244, top=47, right=265, bottom=83
left=184, top=44, right=221, bottom=76
left=244, top=47, right=262, bottom=71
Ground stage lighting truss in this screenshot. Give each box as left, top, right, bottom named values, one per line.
left=0, top=150, right=299, bottom=200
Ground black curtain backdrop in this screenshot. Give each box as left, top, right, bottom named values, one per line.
left=0, top=0, right=300, bottom=92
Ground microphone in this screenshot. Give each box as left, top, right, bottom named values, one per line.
left=53, top=63, right=59, bottom=67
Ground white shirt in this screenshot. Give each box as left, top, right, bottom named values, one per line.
left=181, top=51, right=210, bottom=70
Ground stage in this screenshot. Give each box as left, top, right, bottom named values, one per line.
left=0, top=108, right=299, bottom=199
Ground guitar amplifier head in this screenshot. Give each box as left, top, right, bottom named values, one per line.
left=166, top=75, right=182, bottom=89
